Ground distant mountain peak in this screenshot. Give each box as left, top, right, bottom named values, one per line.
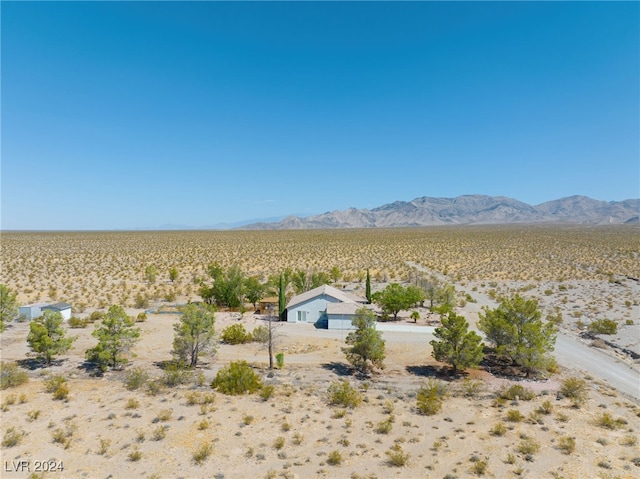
left=239, top=195, right=639, bottom=230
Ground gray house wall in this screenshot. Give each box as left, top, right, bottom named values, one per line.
left=18, top=303, right=48, bottom=320
left=327, top=314, right=358, bottom=330
left=286, top=294, right=342, bottom=325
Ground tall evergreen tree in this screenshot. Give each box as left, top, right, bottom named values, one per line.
left=343, top=308, right=385, bottom=376
left=173, top=303, right=217, bottom=368
left=430, top=312, right=483, bottom=375
left=478, top=295, right=556, bottom=377
left=0, top=284, right=18, bottom=333
left=86, top=305, right=140, bottom=371
left=278, top=273, right=286, bottom=321
left=365, top=269, right=372, bottom=303
left=27, top=310, right=76, bottom=365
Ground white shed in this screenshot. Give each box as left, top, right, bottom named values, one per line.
left=18, top=302, right=50, bottom=320
left=41, top=302, right=73, bottom=320
left=19, top=302, right=72, bottom=320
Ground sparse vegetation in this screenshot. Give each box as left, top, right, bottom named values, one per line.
left=221, top=323, right=253, bottom=345
left=327, top=380, right=363, bottom=409
left=416, top=379, right=448, bottom=416
left=327, top=450, right=343, bottom=465
left=560, top=377, right=588, bottom=407
left=0, top=227, right=637, bottom=478
left=192, top=442, right=213, bottom=465
left=386, top=444, right=410, bottom=467
left=0, top=361, right=28, bottom=389
left=587, top=318, right=618, bottom=335
left=2, top=426, right=25, bottom=447
left=558, top=436, right=576, bottom=454
left=211, top=360, right=263, bottom=395
left=124, top=367, right=149, bottom=390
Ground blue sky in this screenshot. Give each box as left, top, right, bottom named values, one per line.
left=2, top=1, right=638, bottom=230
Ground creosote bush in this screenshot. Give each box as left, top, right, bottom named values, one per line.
left=587, top=319, right=618, bottom=335
left=2, top=427, right=25, bottom=448
left=327, top=380, right=362, bottom=409
left=517, top=438, right=540, bottom=456
left=560, top=377, right=588, bottom=407
left=595, top=412, right=627, bottom=430
left=192, top=442, right=213, bottom=465
left=0, top=362, right=28, bottom=389
left=498, top=384, right=535, bottom=401
left=386, top=444, right=410, bottom=467
left=221, top=324, right=253, bottom=344
left=211, top=360, right=262, bottom=395
left=259, top=384, right=275, bottom=401
left=327, top=450, right=343, bottom=465
left=557, top=436, right=576, bottom=454
left=416, top=379, right=448, bottom=416
left=44, top=375, right=69, bottom=401
left=124, top=368, right=149, bottom=391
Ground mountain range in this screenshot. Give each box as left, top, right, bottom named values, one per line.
left=240, top=195, right=639, bottom=230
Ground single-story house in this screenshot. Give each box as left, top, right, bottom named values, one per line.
left=18, top=302, right=72, bottom=321
left=285, top=284, right=369, bottom=330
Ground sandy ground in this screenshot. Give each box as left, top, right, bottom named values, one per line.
left=1, top=309, right=639, bottom=479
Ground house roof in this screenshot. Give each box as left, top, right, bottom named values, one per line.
left=286, top=284, right=359, bottom=309
left=20, top=302, right=50, bottom=308
left=326, top=302, right=362, bottom=315
left=42, top=302, right=72, bottom=311
left=260, top=297, right=279, bottom=303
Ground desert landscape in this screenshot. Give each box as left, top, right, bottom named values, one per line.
left=1, top=225, right=639, bottom=479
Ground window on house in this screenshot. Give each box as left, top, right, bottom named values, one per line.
left=297, top=310, right=307, bottom=322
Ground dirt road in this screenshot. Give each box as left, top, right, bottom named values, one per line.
left=407, top=260, right=640, bottom=401
left=554, top=333, right=640, bottom=400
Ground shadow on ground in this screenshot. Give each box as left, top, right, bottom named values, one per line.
left=321, top=361, right=353, bottom=377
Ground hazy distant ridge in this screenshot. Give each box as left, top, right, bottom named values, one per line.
left=241, top=195, right=640, bottom=230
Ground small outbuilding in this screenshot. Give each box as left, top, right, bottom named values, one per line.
left=18, top=302, right=51, bottom=320
left=42, top=302, right=73, bottom=320
left=18, top=302, right=72, bottom=321
left=258, top=297, right=279, bottom=315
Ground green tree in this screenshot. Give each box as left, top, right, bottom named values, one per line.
left=330, top=267, right=342, bottom=283
left=278, top=273, right=286, bottom=320
left=173, top=304, right=217, bottom=368
left=0, top=284, right=18, bottom=333
left=365, top=269, right=372, bottom=303
left=291, top=270, right=310, bottom=295
left=86, top=305, right=141, bottom=371
left=430, top=312, right=483, bottom=375
left=478, top=295, right=556, bottom=377
left=310, top=271, right=331, bottom=289
left=201, top=264, right=246, bottom=308
left=168, top=267, right=179, bottom=283
left=433, top=283, right=456, bottom=314
left=144, top=264, right=158, bottom=283
left=343, top=308, right=385, bottom=375
left=26, top=310, right=76, bottom=365
left=420, top=275, right=440, bottom=310
left=244, top=276, right=264, bottom=309
left=373, top=283, right=424, bottom=320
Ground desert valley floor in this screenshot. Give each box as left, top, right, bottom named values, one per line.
left=1, top=226, right=639, bottom=479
